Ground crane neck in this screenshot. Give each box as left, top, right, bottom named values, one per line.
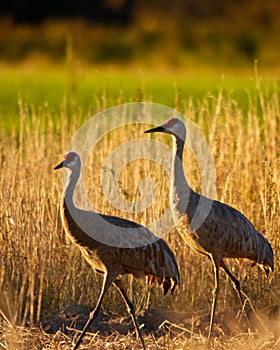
left=170, top=133, right=200, bottom=219
left=171, top=134, right=189, bottom=189
left=63, top=166, right=80, bottom=209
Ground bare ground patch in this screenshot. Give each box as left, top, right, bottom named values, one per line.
left=2, top=304, right=279, bottom=349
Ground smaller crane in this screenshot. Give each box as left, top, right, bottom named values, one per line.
left=145, top=118, right=273, bottom=336
left=54, top=152, right=180, bottom=349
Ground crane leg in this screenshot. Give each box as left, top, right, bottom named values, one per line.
left=73, top=272, right=118, bottom=350
left=208, top=256, right=220, bottom=338
left=220, top=259, right=252, bottom=329
left=114, top=278, right=146, bottom=350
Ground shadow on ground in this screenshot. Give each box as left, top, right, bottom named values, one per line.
left=41, top=304, right=280, bottom=340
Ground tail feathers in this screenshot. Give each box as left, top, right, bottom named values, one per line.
left=146, top=275, right=179, bottom=295
left=262, top=241, right=274, bottom=276
left=161, top=277, right=178, bottom=295
left=257, top=246, right=273, bottom=278
left=145, top=238, right=180, bottom=295
left=260, top=263, right=273, bottom=278
left=255, top=232, right=274, bottom=276
left=163, top=279, right=171, bottom=295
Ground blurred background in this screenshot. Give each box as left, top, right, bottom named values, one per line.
left=0, top=0, right=279, bottom=69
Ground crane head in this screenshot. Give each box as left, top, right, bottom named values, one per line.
left=54, top=152, right=81, bottom=171
left=144, top=117, right=186, bottom=141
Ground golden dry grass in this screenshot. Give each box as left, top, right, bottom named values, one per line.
left=0, top=81, right=280, bottom=349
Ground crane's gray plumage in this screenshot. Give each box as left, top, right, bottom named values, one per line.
left=145, top=117, right=273, bottom=336
left=54, top=152, right=180, bottom=350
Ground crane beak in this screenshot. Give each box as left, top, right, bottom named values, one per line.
left=54, top=161, right=64, bottom=170
left=144, top=125, right=165, bottom=134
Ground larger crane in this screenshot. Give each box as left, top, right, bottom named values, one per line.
left=145, top=117, right=273, bottom=336
left=54, top=151, right=180, bottom=349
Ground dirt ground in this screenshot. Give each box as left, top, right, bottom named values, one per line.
left=2, top=304, right=280, bottom=349
left=39, top=303, right=280, bottom=347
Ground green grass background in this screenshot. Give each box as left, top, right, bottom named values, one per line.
left=1, top=61, right=278, bottom=133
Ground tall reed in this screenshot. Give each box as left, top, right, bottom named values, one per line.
left=0, top=79, right=279, bottom=348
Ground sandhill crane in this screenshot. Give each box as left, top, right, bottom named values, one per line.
left=54, top=151, right=180, bottom=350
left=145, top=118, right=273, bottom=336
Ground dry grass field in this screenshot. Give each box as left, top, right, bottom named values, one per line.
left=0, top=69, right=279, bottom=349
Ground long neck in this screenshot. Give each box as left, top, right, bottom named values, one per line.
left=170, top=134, right=198, bottom=217
left=171, top=135, right=190, bottom=194
left=61, top=165, right=100, bottom=247
left=63, top=167, right=80, bottom=209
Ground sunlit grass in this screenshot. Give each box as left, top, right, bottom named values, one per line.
left=0, top=62, right=279, bottom=348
